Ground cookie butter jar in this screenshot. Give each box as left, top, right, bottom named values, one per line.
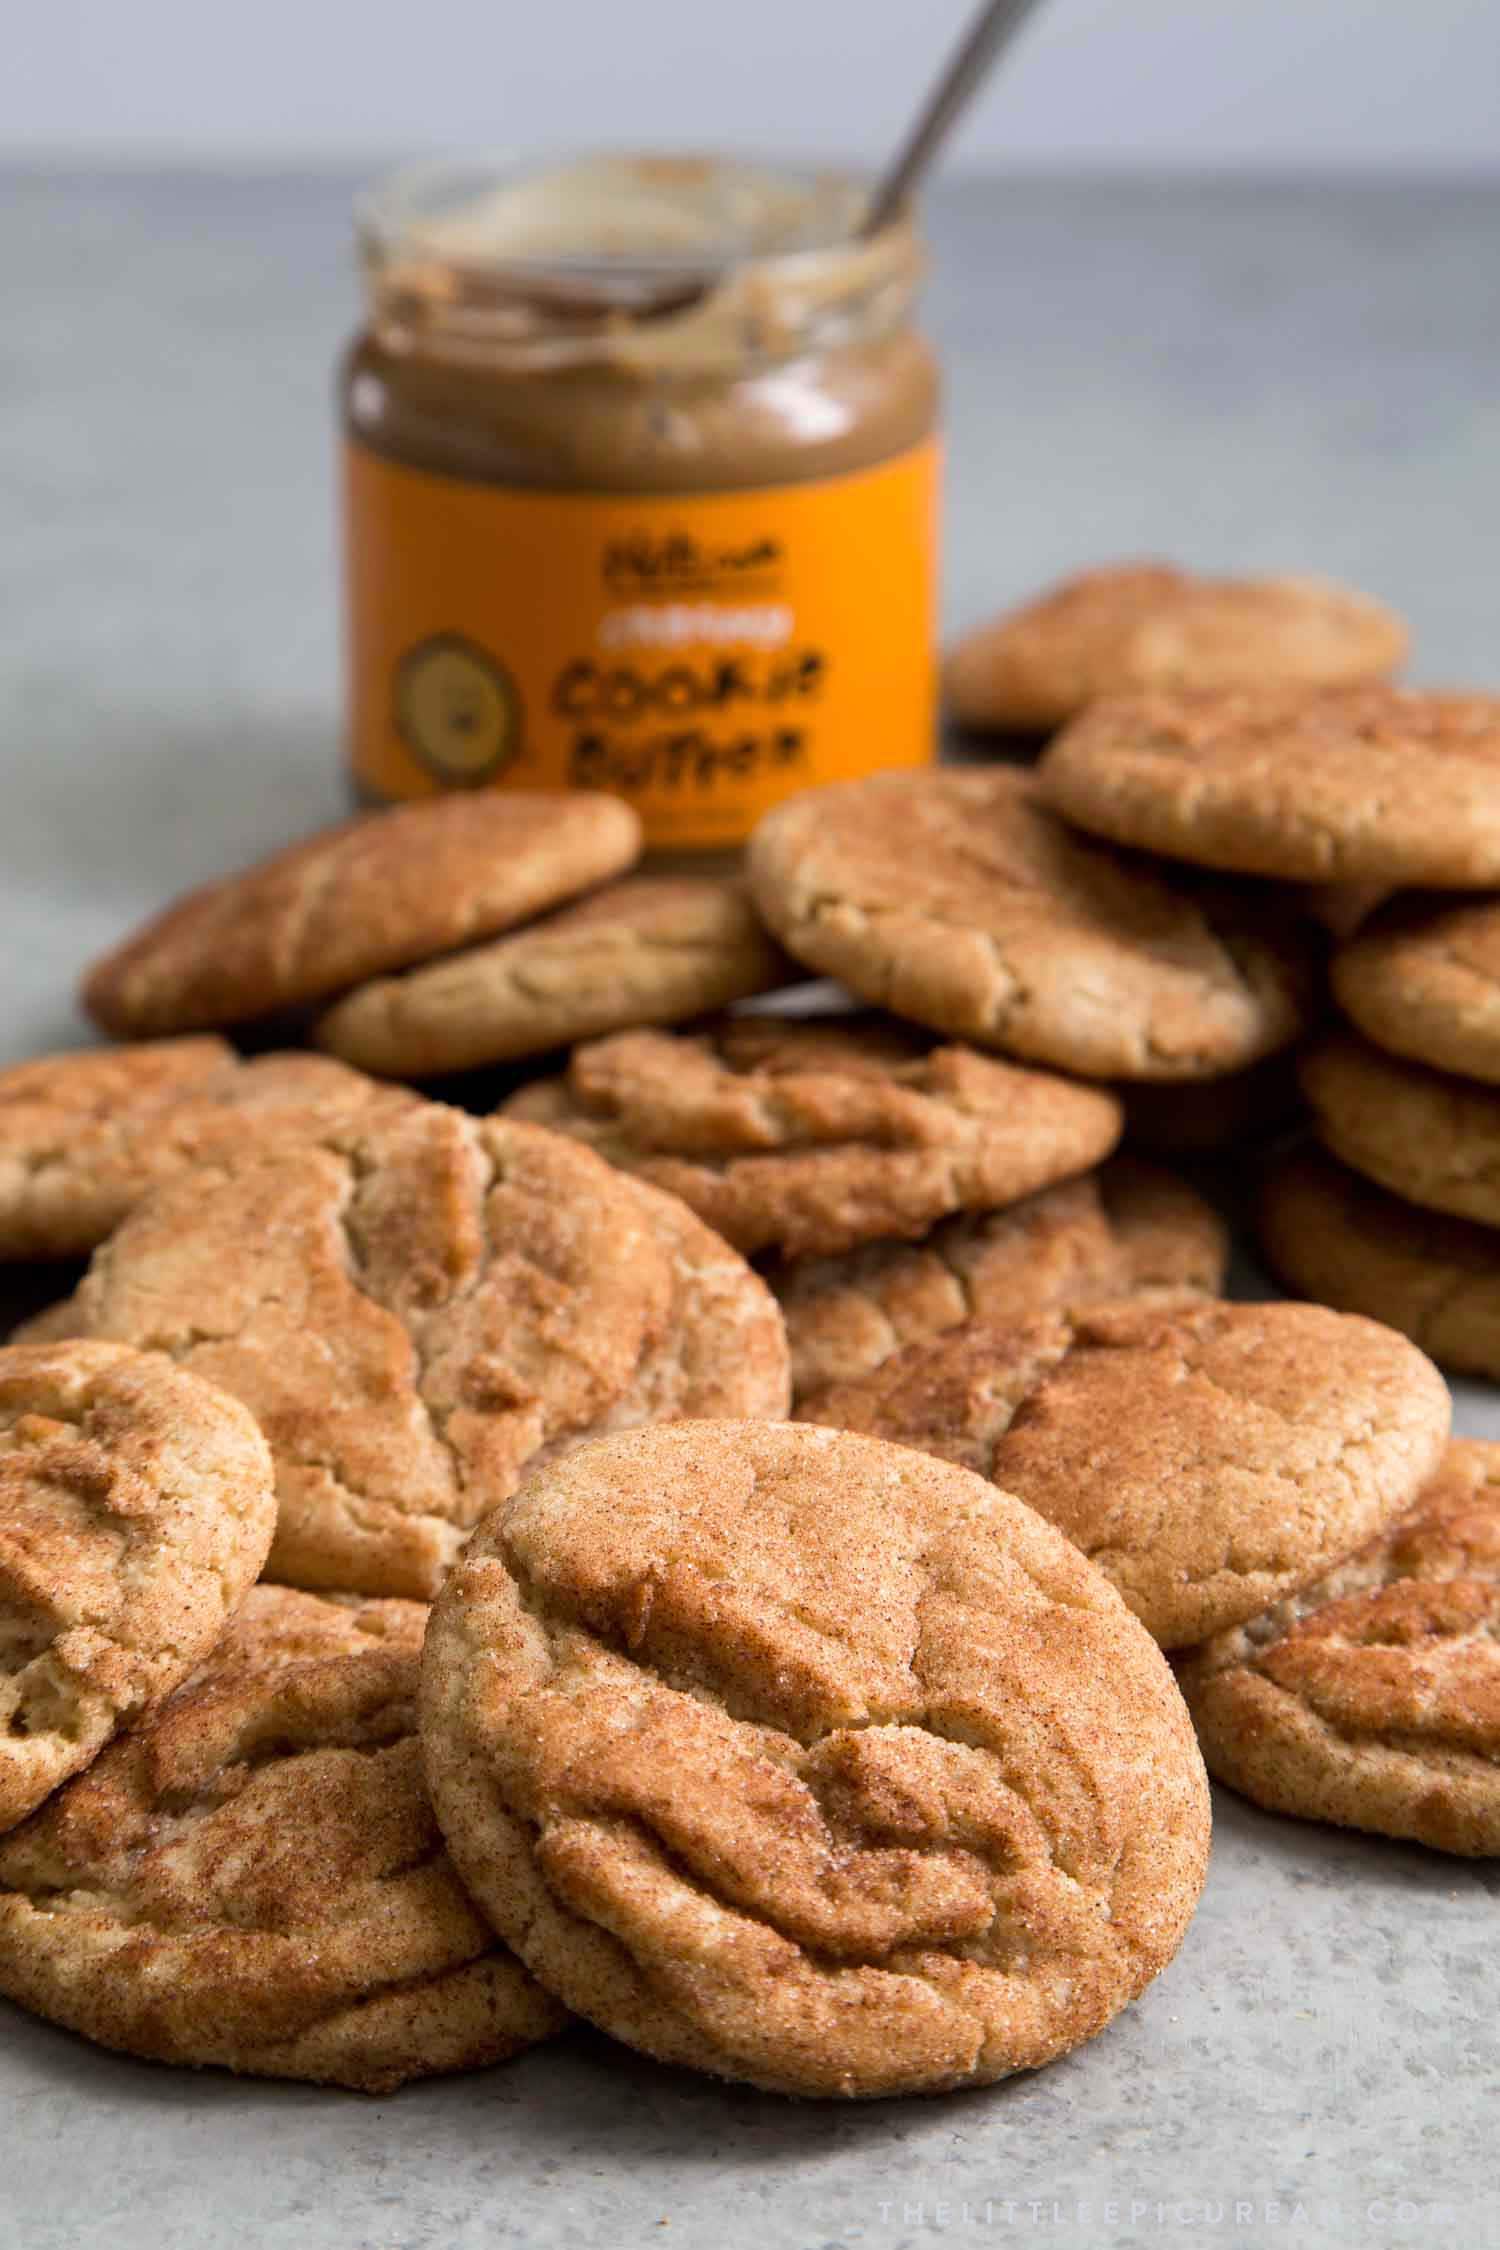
left=341, top=155, right=940, bottom=851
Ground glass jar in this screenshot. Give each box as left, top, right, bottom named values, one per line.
left=341, top=155, right=941, bottom=852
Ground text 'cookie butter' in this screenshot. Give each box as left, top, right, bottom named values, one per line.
left=341, top=155, right=941, bottom=850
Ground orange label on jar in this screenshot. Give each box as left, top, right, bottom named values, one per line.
left=343, top=438, right=939, bottom=849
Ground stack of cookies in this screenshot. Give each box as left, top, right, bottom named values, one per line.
left=1, top=559, right=1497, bottom=2109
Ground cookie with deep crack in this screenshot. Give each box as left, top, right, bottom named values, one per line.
left=1301, top=1033, right=1500, bottom=1227
left=83, top=791, right=642, bottom=1037
left=1259, top=1146, right=1500, bottom=1382
left=420, top=1419, right=1210, bottom=2098
left=1179, top=1441, right=1500, bottom=1855
left=504, top=1013, right=1122, bottom=1257
left=0, top=1041, right=414, bottom=1260
left=27, top=1106, right=681, bottom=1598
left=0, top=1585, right=566, bottom=2086
left=946, top=563, right=1405, bottom=733
left=747, top=767, right=1311, bottom=1080
left=769, top=1158, right=1226, bottom=1400
left=1332, top=892, right=1500, bottom=1085
left=0, top=1339, right=275, bottom=1833
left=1041, top=686, right=1500, bottom=885
left=798, top=1298, right=1449, bottom=1649
left=315, top=875, right=796, bottom=1077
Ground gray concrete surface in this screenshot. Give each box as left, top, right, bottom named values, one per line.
left=0, top=168, right=1497, bottom=2250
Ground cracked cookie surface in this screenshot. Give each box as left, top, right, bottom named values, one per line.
left=0, top=1585, right=566, bottom=2086
left=770, top=1159, right=1226, bottom=1400
left=0, top=1339, right=275, bottom=1832
left=316, top=874, right=795, bottom=1077
left=505, top=1013, right=1122, bottom=1257
left=1179, top=1441, right=1500, bottom=1855
left=1259, top=1146, right=1500, bottom=1382
left=946, top=563, right=1405, bottom=733
left=0, top=1041, right=415, bottom=1259
left=798, top=1299, right=1449, bottom=1648
left=420, top=1419, right=1209, bottom=2098
left=1301, top=1033, right=1500, bottom=1227
left=746, top=768, right=1311, bottom=1080
left=27, top=1107, right=679, bottom=1598
left=1332, top=892, right=1500, bottom=1084
left=83, top=790, right=642, bottom=1037
left=1041, top=686, right=1500, bottom=885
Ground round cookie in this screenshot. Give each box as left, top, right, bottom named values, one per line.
left=798, top=1298, right=1450, bottom=1649
left=315, top=875, right=796, bottom=1077
left=1179, top=1442, right=1500, bottom=1856
left=0, top=1586, right=566, bottom=2086
left=0, top=1339, right=275, bottom=1833
left=0, top=1042, right=414, bottom=1260
left=1333, top=893, right=1500, bottom=1085
left=746, top=767, right=1312, bottom=1080
left=504, top=1014, right=1122, bottom=1258
left=1041, top=686, right=1500, bottom=886
left=1259, top=1146, right=1500, bottom=1382
left=420, top=1419, right=1210, bottom=2098
left=946, top=563, right=1405, bottom=733
left=770, top=1158, right=1227, bottom=1400
left=83, top=790, right=642, bottom=1037
left=30, top=1105, right=684, bottom=1599
left=1301, top=1033, right=1500, bottom=1227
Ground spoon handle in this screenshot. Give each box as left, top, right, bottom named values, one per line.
left=862, top=0, right=1050, bottom=237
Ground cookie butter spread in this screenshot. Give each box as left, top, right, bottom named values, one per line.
left=342, top=155, right=940, bottom=849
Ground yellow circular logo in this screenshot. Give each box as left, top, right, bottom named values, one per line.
left=395, top=637, right=521, bottom=785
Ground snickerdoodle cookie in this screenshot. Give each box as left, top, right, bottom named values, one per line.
left=0, top=1586, right=565, bottom=2086
left=1179, top=1442, right=1500, bottom=1856
left=1301, top=1033, right=1500, bottom=1227
left=770, top=1159, right=1226, bottom=1400
left=83, top=791, right=642, bottom=1037
left=1333, top=893, right=1500, bottom=1084
left=746, top=768, right=1312, bottom=1080
left=946, top=563, right=1405, bottom=733
left=1041, top=687, right=1500, bottom=886
left=24, top=1106, right=719, bottom=1599
left=799, top=1299, right=1449, bottom=1649
left=0, top=1340, right=275, bottom=1833
left=1259, top=1146, right=1500, bottom=1382
left=0, top=1041, right=413, bottom=1259
left=315, top=874, right=794, bottom=1077
left=504, top=1014, right=1122, bottom=1257
left=420, top=1419, right=1210, bottom=2098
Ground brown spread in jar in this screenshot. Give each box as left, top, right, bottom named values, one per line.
left=341, top=155, right=940, bottom=850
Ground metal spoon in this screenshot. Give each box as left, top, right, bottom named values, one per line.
left=862, top=0, right=1051, bottom=237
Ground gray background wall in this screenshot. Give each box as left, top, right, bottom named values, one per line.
left=7, top=0, right=1500, bottom=171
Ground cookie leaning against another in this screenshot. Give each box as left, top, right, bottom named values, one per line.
left=82, top=790, right=642, bottom=1038
left=1179, top=1441, right=1500, bottom=1856
left=769, top=1158, right=1227, bottom=1400
left=22, top=1106, right=687, bottom=1600
left=0, top=1041, right=415, bottom=1260
left=420, top=1419, right=1210, bottom=2099
left=798, top=1298, right=1450, bottom=1649
left=0, top=1586, right=566, bottom=2088
left=945, top=562, right=1406, bottom=733
left=0, top=1340, right=275, bottom=1834
left=1041, top=686, right=1500, bottom=886
left=1259, top=1146, right=1500, bottom=1383
left=1332, top=891, right=1500, bottom=1085
left=504, top=1013, right=1123, bottom=1258
left=1300, top=1032, right=1500, bottom=1227
left=746, top=767, right=1313, bottom=1080
left=315, top=874, right=796, bottom=1078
